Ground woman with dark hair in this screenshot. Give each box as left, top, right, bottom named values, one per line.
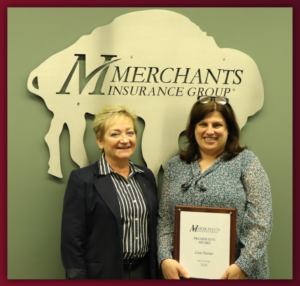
left=157, top=96, right=272, bottom=280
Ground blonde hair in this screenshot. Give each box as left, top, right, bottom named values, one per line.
left=93, top=105, right=138, bottom=140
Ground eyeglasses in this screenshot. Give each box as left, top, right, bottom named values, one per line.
left=197, top=96, right=229, bottom=105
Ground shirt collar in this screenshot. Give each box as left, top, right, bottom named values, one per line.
left=98, top=155, right=144, bottom=176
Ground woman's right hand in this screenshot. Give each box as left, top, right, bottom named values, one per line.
left=161, top=259, right=190, bottom=280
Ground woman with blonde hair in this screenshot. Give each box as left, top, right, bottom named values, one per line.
left=61, top=106, right=158, bottom=279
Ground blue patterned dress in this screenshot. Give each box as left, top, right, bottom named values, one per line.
left=157, top=150, right=272, bottom=279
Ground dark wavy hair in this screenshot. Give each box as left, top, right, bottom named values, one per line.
left=180, top=101, right=246, bottom=163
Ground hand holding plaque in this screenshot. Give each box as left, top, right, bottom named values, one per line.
left=173, top=205, right=236, bottom=280
left=161, top=258, right=190, bottom=280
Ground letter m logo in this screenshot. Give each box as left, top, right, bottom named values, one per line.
left=57, top=54, right=120, bottom=95
left=189, top=225, right=198, bottom=232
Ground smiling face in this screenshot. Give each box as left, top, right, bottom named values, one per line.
left=96, top=116, right=136, bottom=165
left=195, top=111, right=228, bottom=157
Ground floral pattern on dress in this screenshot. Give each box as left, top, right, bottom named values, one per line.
left=157, top=150, right=272, bottom=279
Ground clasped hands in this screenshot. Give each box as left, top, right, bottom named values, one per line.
left=161, top=259, right=246, bottom=280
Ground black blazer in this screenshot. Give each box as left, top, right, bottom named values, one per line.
left=61, top=161, right=158, bottom=279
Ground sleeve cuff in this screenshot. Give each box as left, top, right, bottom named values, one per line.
left=65, top=268, right=87, bottom=279
left=235, top=255, right=252, bottom=278
left=158, top=253, right=174, bottom=268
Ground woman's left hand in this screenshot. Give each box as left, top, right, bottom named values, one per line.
left=221, top=264, right=247, bottom=279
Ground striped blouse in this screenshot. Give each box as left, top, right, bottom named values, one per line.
left=99, top=156, right=149, bottom=260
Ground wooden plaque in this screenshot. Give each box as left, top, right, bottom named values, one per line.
left=174, top=205, right=236, bottom=279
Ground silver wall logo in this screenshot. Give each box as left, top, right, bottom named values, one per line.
left=27, top=10, right=264, bottom=179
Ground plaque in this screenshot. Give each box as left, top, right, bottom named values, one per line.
left=174, top=205, right=236, bottom=279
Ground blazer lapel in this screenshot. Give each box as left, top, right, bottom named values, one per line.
left=93, top=175, right=121, bottom=223
left=136, top=173, right=153, bottom=214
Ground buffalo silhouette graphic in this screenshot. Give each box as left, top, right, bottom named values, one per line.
left=27, top=10, right=264, bottom=180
